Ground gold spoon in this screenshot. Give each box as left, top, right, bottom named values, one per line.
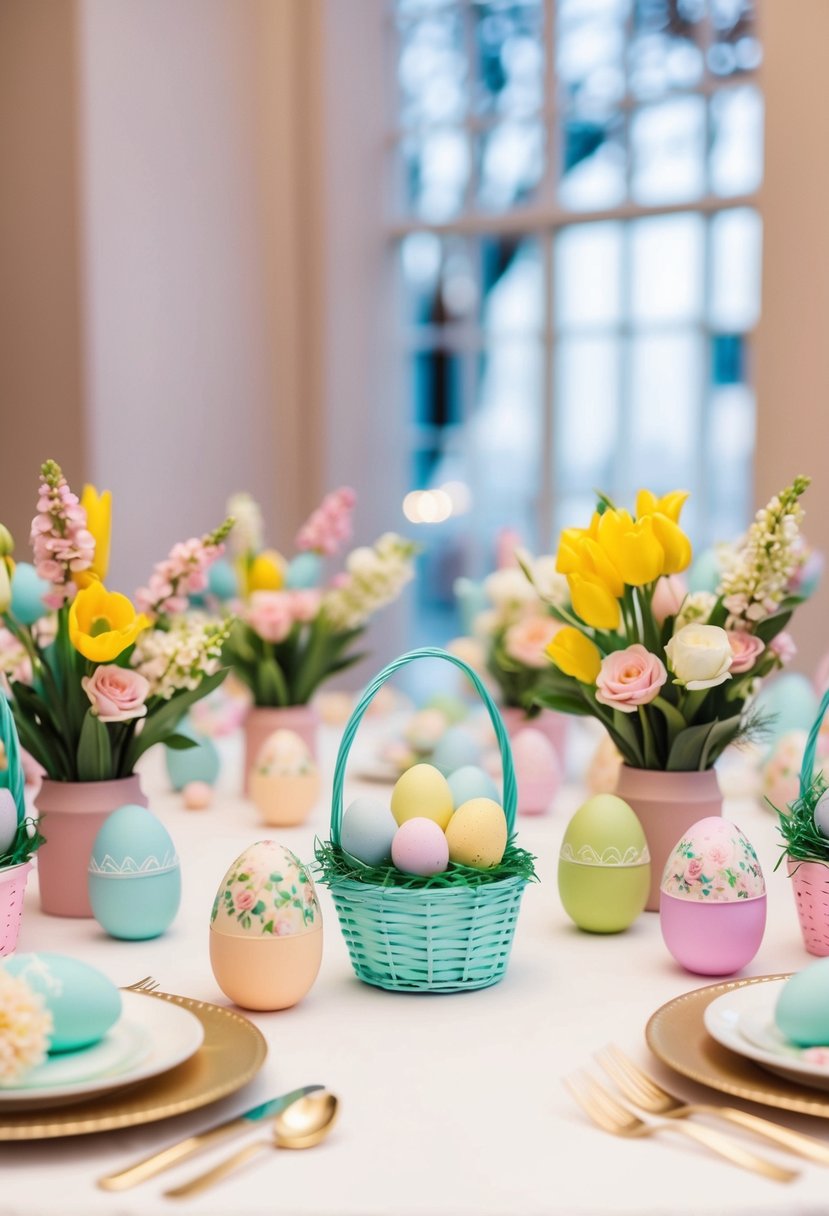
left=165, top=1093, right=339, bottom=1200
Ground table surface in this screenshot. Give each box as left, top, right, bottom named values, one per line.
left=2, top=720, right=829, bottom=1216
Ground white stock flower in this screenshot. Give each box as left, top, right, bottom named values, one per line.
left=665, top=624, right=733, bottom=691
left=323, top=534, right=416, bottom=630
left=674, top=591, right=717, bottom=632
left=131, top=615, right=230, bottom=699
left=226, top=493, right=264, bottom=557
left=484, top=568, right=537, bottom=613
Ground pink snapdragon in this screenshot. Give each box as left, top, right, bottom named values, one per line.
left=30, top=460, right=94, bottom=606
left=81, top=665, right=150, bottom=723
left=595, top=644, right=667, bottom=713
left=726, top=630, right=766, bottom=674
left=295, top=487, right=356, bottom=556
left=136, top=520, right=233, bottom=621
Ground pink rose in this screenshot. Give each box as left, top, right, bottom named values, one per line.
left=684, top=856, right=704, bottom=883
left=706, top=841, right=733, bottom=869
left=727, top=630, right=766, bottom=674
left=235, top=889, right=255, bottom=911
left=595, top=645, right=667, bottom=713
left=246, top=591, right=293, bottom=643
left=773, top=631, right=798, bottom=668
left=651, top=576, right=687, bottom=626
left=503, top=615, right=562, bottom=669
left=81, top=665, right=150, bottom=723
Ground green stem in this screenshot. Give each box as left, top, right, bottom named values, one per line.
left=639, top=706, right=659, bottom=768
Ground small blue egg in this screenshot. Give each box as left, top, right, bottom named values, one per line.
left=165, top=720, right=220, bottom=790
left=208, top=558, right=238, bottom=601
left=4, top=953, right=121, bottom=1052
left=776, top=958, right=829, bottom=1046
left=341, top=796, right=397, bottom=866
left=89, top=804, right=181, bottom=940
left=10, top=562, right=50, bottom=625
left=447, top=765, right=500, bottom=808
left=286, top=553, right=322, bottom=589
left=755, top=674, right=819, bottom=744
left=687, top=548, right=721, bottom=594
left=430, top=727, right=482, bottom=777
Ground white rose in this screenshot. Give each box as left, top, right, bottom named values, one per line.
left=484, top=568, right=537, bottom=611
left=530, top=555, right=569, bottom=607
left=665, top=624, right=733, bottom=691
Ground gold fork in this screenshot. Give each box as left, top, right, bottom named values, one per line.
left=124, top=977, right=160, bottom=993
left=565, top=1073, right=797, bottom=1182
left=597, top=1045, right=829, bottom=1166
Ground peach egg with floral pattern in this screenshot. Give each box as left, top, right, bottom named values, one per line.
left=210, top=841, right=322, bottom=1010
left=660, top=817, right=766, bottom=976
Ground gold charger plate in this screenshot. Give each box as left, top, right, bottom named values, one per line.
left=0, top=990, right=267, bottom=1141
left=646, top=972, right=829, bottom=1119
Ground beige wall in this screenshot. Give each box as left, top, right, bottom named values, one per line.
left=756, top=0, right=829, bottom=675
left=0, top=0, right=86, bottom=551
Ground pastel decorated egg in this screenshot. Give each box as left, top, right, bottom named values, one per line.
left=431, top=727, right=483, bottom=777
left=165, top=720, right=221, bottom=790
left=210, top=842, right=322, bottom=1010
left=4, top=954, right=121, bottom=1053
left=341, top=797, right=397, bottom=866
left=285, top=552, right=322, bottom=589
left=391, top=818, right=449, bottom=876
left=207, top=557, right=238, bottom=601
left=776, top=959, right=829, bottom=1047
left=403, top=709, right=449, bottom=754
left=249, top=730, right=320, bottom=827
left=510, top=728, right=561, bottom=816
left=660, top=817, right=766, bottom=975
left=445, top=798, right=507, bottom=869
left=0, top=788, right=20, bottom=856
left=89, top=804, right=181, bottom=940
left=447, top=765, right=500, bottom=808
left=755, top=675, right=819, bottom=746
left=10, top=563, right=50, bottom=625
left=558, top=795, right=650, bottom=933
left=391, top=764, right=453, bottom=831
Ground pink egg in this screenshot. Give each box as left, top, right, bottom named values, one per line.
left=183, top=781, right=213, bottom=810
left=511, top=728, right=562, bottom=816
left=391, top=818, right=449, bottom=876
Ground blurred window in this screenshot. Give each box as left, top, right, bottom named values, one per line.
left=390, top=0, right=762, bottom=642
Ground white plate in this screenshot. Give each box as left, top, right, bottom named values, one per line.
left=0, top=991, right=205, bottom=1110
left=704, top=979, right=829, bottom=1091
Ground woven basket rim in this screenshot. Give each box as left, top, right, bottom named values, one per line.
left=328, top=872, right=529, bottom=898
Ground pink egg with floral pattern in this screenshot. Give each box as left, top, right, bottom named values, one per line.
left=659, top=817, right=766, bottom=976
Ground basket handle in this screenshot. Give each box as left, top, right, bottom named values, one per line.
left=330, top=647, right=517, bottom=845
left=800, top=687, right=829, bottom=799
left=0, top=694, right=25, bottom=823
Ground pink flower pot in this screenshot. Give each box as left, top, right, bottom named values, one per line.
left=788, top=859, right=829, bottom=956
left=243, top=705, right=319, bottom=796
left=660, top=891, right=767, bottom=975
left=614, top=766, right=723, bottom=912
left=0, top=862, right=32, bottom=956
left=34, top=776, right=147, bottom=918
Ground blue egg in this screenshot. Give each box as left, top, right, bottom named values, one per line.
left=430, top=727, right=483, bottom=777
left=165, top=719, right=220, bottom=790
left=89, top=804, right=181, bottom=940
left=286, top=553, right=322, bottom=589
left=4, top=953, right=121, bottom=1052
left=687, top=548, right=721, bottom=594
left=453, top=577, right=489, bottom=635
left=341, top=796, right=397, bottom=866
left=447, top=765, right=500, bottom=808
left=10, top=562, right=50, bottom=625
left=208, top=558, right=238, bottom=601
left=776, top=958, right=829, bottom=1046
left=755, top=674, right=819, bottom=744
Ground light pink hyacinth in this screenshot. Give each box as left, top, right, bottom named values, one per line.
left=772, top=631, right=798, bottom=667
left=503, top=615, right=561, bottom=668
left=136, top=525, right=229, bottom=621
left=595, top=644, right=667, bottom=713
left=82, top=665, right=150, bottom=723
left=295, top=487, right=356, bottom=556
left=727, top=630, right=766, bottom=674
left=30, top=461, right=94, bottom=606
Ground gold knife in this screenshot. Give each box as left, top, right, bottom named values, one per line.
left=97, top=1085, right=323, bottom=1190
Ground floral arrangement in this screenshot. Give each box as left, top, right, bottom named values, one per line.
left=0, top=968, right=52, bottom=1084
left=450, top=551, right=569, bottom=716
left=222, top=489, right=417, bottom=706
left=529, top=478, right=813, bottom=771
left=0, top=460, right=233, bottom=783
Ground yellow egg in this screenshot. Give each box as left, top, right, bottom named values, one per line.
left=391, top=764, right=453, bottom=830
left=445, top=798, right=508, bottom=869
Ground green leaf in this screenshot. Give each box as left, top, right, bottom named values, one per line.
left=164, top=734, right=200, bottom=751
left=611, top=708, right=645, bottom=768
left=667, top=720, right=716, bottom=771
left=753, top=609, right=793, bottom=645
left=125, top=669, right=227, bottom=768
left=76, top=710, right=113, bottom=781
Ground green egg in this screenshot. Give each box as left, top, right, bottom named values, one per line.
left=558, top=794, right=650, bottom=934
left=776, top=958, right=829, bottom=1046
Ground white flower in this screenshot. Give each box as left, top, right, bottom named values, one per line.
left=665, top=624, right=733, bottom=691
left=0, top=970, right=53, bottom=1084
left=529, top=555, right=569, bottom=607
left=226, top=493, right=263, bottom=557
left=323, top=534, right=416, bottom=630
left=674, top=591, right=717, bottom=632
left=484, top=568, right=537, bottom=613
left=131, top=614, right=231, bottom=700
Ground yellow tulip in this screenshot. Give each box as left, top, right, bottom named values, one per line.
left=568, top=573, right=621, bottom=631
left=650, top=513, right=692, bottom=575
left=247, top=549, right=285, bottom=593
left=0, top=557, right=12, bottom=614
left=546, top=627, right=602, bottom=684
left=556, top=529, right=623, bottom=598
left=74, top=485, right=112, bottom=588
left=597, top=509, right=664, bottom=587
left=69, top=581, right=150, bottom=662
left=636, top=488, right=689, bottom=524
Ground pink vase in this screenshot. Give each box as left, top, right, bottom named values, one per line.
left=613, top=766, right=723, bottom=912
left=243, top=705, right=319, bottom=796
left=34, top=776, right=147, bottom=918
left=788, top=859, right=829, bottom=956
left=0, top=861, right=32, bottom=956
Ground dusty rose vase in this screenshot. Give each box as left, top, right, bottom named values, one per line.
left=243, top=705, right=319, bottom=796
left=788, top=859, right=829, bottom=956
left=34, top=776, right=147, bottom=918
left=614, top=766, right=723, bottom=912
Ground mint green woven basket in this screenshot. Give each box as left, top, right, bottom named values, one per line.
left=326, top=647, right=528, bottom=994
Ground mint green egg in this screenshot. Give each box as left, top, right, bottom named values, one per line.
left=776, top=959, right=829, bottom=1046
left=4, top=953, right=121, bottom=1052
left=165, top=720, right=220, bottom=789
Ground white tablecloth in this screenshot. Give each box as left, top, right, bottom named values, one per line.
left=2, top=725, right=829, bottom=1216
